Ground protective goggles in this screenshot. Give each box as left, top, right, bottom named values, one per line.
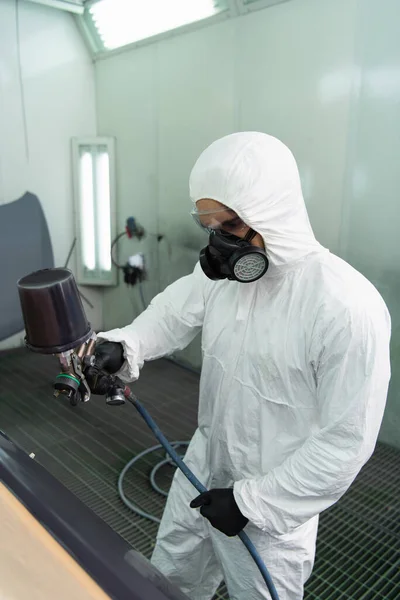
left=190, top=207, right=248, bottom=235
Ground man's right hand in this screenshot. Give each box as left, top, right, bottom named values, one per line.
left=85, top=341, right=124, bottom=396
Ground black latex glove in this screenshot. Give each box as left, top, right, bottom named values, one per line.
left=84, top=367, right=114, bottom=396
left=190, top=488, right=248, bottom=537
left=85, top=341, right=124, bottom=396
left=94, top=341, right=124, bottom=373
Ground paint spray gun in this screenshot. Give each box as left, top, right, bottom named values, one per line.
left=17, top=268, right=126, bottom=407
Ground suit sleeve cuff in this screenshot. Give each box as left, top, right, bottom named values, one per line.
left=233, top=478, right=286, bottom=536
left=97, top=328, right=142, bottom=382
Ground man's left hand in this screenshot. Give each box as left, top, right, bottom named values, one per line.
left=190, top=488, right=248, bottom=537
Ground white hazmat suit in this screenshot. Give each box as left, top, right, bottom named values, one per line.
left=99, top=133, right=391, bottom=600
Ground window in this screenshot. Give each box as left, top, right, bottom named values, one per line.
left=72, top=137, right=117, bottom=286
left=86, top=0, right=228, bottom=51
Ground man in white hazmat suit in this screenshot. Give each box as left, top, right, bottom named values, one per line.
left=88, top=133, right=391, bottom=600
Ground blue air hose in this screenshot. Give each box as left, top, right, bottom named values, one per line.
left=123, top=389, right=280, bottom=600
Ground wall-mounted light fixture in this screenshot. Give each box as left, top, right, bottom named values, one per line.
left=72, top=137, right=117, bottom=286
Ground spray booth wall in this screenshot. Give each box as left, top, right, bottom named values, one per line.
left=96, top=0, right=400, bottom=449
left=0, top=0, right=102, bottom=349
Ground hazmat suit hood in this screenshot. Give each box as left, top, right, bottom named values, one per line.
left=189, top=132, right=324, bottom=272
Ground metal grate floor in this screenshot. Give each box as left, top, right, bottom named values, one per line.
left=0, top=349, right=399, bottom=600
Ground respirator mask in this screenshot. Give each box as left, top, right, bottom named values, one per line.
left=192, top=207, right=269, bottom=283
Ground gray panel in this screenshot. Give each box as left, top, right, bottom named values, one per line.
left=0, top=192, right=54, bottom=341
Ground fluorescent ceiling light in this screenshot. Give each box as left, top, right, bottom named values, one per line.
left=89, top=0, right=225, bottom=50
